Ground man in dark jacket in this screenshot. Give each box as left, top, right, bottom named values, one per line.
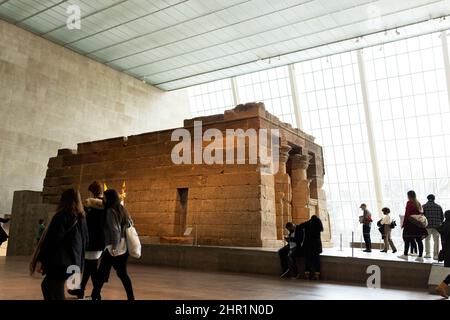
left=300, top=215, right=324, bottom=280
left=423, top=194, right=444, bottom=260
left=278, top=222, right=304, bottom=278
left=436, top=210, right=450, bottom=298
left=437, top=210, right=450, bottom=268
left=68, top=181, right=105, bottom=299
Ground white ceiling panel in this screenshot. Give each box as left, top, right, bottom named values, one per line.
left=1, top=0, right=449, bottom=90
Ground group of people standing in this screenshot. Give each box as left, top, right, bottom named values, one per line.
left=30, top=181, right=135, bottom=300
left=359, top=191, right=449, bottom=264
left=278, top=215, right=324, bottom=280
left=359, top=190, right=450, bottom=298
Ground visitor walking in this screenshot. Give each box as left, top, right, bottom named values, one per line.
left=0, top=216, right=10, bottom=247
left=301, top=215, right=323, bottom=280
left=436, top=211, right=450, bottom=298
left=423, top=194, right=444, bottom=260
left=359, top=204, right=372, bottom=252
left=91, top=189, right=134, bottom=300
left=437, top=210, right=450, bottom=267
left=400, top=191, right=428, bottom=261
left=31, top=188, right=88, bottom=300
left=380, top=208, right=397, bottom=253
left=68, top=181, right=105, bottom=299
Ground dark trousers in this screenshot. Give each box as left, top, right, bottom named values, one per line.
left=305, top=254, right=320, bottom=274
left=410, top=239, right=418, bottom=254
left=41, top=275, right=65, bottom=300
left=278, top=245, right=298, bottom=275
left=363, top=225, right=371, bottom=250
left=80, top=259, right=99, bottom=291
left=404, top=237, right=423, bottom=256
left=444, top=274, right=450, bottom=285
left=92, top=251, right=134, bottom=300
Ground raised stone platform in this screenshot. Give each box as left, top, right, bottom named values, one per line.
left=133, top=244, right=434, bottom=290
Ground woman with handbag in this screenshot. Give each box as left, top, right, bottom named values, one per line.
left=31, top=188, right=88, bottom=300
left=91, top=189, right=134, bottom=300
left=400, top=191, right=428, bottom=261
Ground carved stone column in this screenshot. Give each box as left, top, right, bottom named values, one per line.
left=290, top=154, right=311, bottom=224
left=274, top=145, right=291, bottom=239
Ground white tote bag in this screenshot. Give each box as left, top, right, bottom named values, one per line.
left=125, top=222, right=141, bottom=259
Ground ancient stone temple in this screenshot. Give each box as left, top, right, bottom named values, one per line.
left=11, top=102, right=331, bottom=252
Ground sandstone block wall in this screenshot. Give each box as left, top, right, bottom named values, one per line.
left=38, top=102, right=331, bottom=248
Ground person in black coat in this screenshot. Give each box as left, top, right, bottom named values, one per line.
left=436, top=210, right=450, bottom=298
left=0, top=217, right=10, bottom=246
left=32, top=188, right=88, bottom=300
left=300, top=215, right=323, bottom=280
left=278, top=222, right=304, bottom=278
left=68, top=181, right=105, bottom=299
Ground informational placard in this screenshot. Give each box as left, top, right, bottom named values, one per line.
left=184, top=227, right=193, bottom=237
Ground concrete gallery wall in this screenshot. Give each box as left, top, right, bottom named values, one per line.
left=0, top=20, right=191, bottom=214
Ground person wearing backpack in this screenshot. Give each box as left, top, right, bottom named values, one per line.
left=379, top=208, right=397, bottom=253
left=91, top=189, right=134, bottom=300
left=31, top=188, right=88, bottom=300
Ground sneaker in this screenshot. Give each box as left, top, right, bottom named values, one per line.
left=433, top=256, right=439, bottom=261
left=380, top=250, right=387, bottom=253
left=290, top=274, right=301, bottom=280
left=424, top=255, right=432, bottom=259
left=67, top=289, right=84, bottom=299
left=392, top=250, right=397, bottom=253
left=415, top=256, right=424, bottom=262
left=363, top=249, right=372, bottom=253
left=398, top=254, right=408, bottom=260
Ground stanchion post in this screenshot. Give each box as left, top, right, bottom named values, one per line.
left=352, top=231, right=354, bottom=258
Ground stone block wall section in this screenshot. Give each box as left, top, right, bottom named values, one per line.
left=0, top=20, right=190, bottom=215
left=40, top=102, right=331, bottom=247
left=7, top=191, right=57, bottom=256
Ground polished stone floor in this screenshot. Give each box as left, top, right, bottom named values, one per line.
left=0, top=256, right=440, bottom=300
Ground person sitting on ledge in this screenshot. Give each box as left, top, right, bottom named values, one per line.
left=278, top=222, right=304, bottom=279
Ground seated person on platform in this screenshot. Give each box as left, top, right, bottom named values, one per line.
left=278, top=222, right=304, bottom=278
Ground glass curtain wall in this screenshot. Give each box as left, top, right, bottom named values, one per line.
left=186, top=31, right=450, bottom=247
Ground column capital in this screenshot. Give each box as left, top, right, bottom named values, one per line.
left=279, top=145, right=292, bottom=163
left=291, top=154, right=310, bottom=170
